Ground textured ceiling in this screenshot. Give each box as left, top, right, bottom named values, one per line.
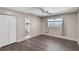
left=6, top=7, right=79, bottom=17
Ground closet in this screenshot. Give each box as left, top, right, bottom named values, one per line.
left=0, top=14, right=16, bottom=47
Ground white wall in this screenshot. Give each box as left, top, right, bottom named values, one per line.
left=29, top=16, right=42, bottom=37
left=63, top=13, right=77, bottom=40
left=0, top=7, right=42, bottom=42
left=77, top=11, right=79, bottom=43
left=41, top=13, right=78, bottom=41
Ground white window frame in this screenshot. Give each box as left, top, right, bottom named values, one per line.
left=48, top=17, right=63, bottom=28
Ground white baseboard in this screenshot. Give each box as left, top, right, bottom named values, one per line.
left=17, top=38, right=26, bottom=42
left=17, top=34, right=41, bottom=43
left=43, top=34, right=78, bottom=42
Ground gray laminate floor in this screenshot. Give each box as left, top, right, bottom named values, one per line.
left=0, top=35, right=79, bottom=51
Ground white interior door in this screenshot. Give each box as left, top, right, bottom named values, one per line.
left=8, top=16, right=16, bottom=44
left=0, top=15, right=9, bottom=47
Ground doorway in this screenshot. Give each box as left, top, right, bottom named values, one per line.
left=25, top=16, right=31, bottom=39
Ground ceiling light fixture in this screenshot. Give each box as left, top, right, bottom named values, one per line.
left=35, top=7, right=53, bottom=15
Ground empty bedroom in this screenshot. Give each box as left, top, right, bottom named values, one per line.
left=0, top=7, right=79, bottom=51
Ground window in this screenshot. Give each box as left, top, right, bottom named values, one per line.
left=48, top=18, right=63, bottom=28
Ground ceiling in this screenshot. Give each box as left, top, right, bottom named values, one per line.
left=5, top=7, right=79, bottom=17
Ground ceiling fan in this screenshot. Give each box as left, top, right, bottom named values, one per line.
left=34, top=7, right=53, bottom=15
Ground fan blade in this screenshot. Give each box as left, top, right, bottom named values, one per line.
left=34, top=7, right=53, bottom=15
left=44, top=11, right=53, bottom=15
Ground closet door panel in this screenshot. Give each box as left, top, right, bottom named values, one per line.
left=0, top=15, right=9, bottom=47
left=8, top=16, right=16, bottom=44
left=9, top=31, right=16, bottom=44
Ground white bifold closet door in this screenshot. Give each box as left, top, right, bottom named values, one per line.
left=8, top=16, right=16, bottom=44
left=0, top=15, right=9, bottom=47
left=0, top=14, right=16, bottom=47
